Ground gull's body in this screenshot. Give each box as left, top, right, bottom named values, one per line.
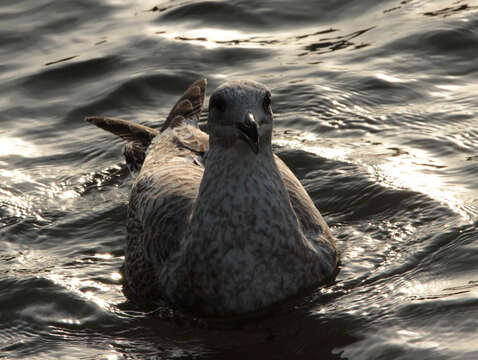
left=87, top=79, right=339, bottom=316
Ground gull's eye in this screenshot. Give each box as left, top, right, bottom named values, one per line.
left=211, top=95, right=226, bottom=112
left=263, top=93, right=272, bottom=111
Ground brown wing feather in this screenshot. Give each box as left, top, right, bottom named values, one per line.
left=160, top=78, right=207, bottom=131
left=85, top=116, right=160, bottom=145
left=85, top=78, right=208, bottom=170
left=85, top=116, right=161, bottom=171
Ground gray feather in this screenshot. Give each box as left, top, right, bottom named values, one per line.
left=86, top=78, right=339, bottom=316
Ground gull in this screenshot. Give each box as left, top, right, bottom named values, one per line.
left=86, top=79, right=339, bottom=316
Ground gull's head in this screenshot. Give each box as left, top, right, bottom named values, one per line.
left=208, top=80, right=273, bottom=155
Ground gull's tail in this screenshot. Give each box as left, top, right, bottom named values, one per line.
left=85, top=78, right=207, bottom=171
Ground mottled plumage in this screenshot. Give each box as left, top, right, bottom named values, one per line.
left=86, top=78, right=339, bottom=316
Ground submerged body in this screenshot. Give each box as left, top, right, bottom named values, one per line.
left=88, top=79, right=339, bottom=316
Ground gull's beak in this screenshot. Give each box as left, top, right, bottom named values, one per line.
left=236, top=112, right=259, bottom=154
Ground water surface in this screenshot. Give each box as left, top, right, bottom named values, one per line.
left=1, top=0, right=478, bottom=359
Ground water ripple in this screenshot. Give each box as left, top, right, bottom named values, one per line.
left=1, top=0, right=478, bottom=358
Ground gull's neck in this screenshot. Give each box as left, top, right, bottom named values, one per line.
left=188, top=142, right=304, bottom=249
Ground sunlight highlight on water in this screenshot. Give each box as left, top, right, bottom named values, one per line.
left=0, top=137, right=38, bottom=157
left=1, top=0, right=478, bottom=359
left=376, top=73, right=408, bottom=83
left=156, top=27, right=265, bottom=49
left=369, top=146, right=471, bottom=220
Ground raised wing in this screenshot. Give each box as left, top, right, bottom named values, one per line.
left=85, top=116, right=160, bottom=171
left=85, top=78, right=207, bottom=170
left=160, top=78, right=207, bottom=131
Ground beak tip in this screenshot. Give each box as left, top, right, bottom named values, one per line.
left=237, top=112, right=260, bottom=154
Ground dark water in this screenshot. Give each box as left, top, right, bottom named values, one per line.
left=1, top=0, right=478, bottom=358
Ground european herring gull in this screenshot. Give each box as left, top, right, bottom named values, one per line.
left=86, top=79, right=339, bottom=316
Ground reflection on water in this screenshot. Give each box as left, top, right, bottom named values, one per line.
left=47, top=252, right=123, bottom=312
left=156, top=27, right=266, bottom=49
left=274, top=130, right=353, bottom=161
left=276, top=130, right=472, bottom=221
left=1, top=0, right=478, bottom=358
left=375, top=73, right=408, bottom=84
left=368, top=147, right=472, bottom=220
left=0, top=136, right=38, bottom=158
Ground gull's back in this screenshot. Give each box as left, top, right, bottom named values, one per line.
left=123, top=80, right=209, bottom=304
left=87, top=79, right=209, bottom=304
left=124, top=123, right=208, bottom=303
